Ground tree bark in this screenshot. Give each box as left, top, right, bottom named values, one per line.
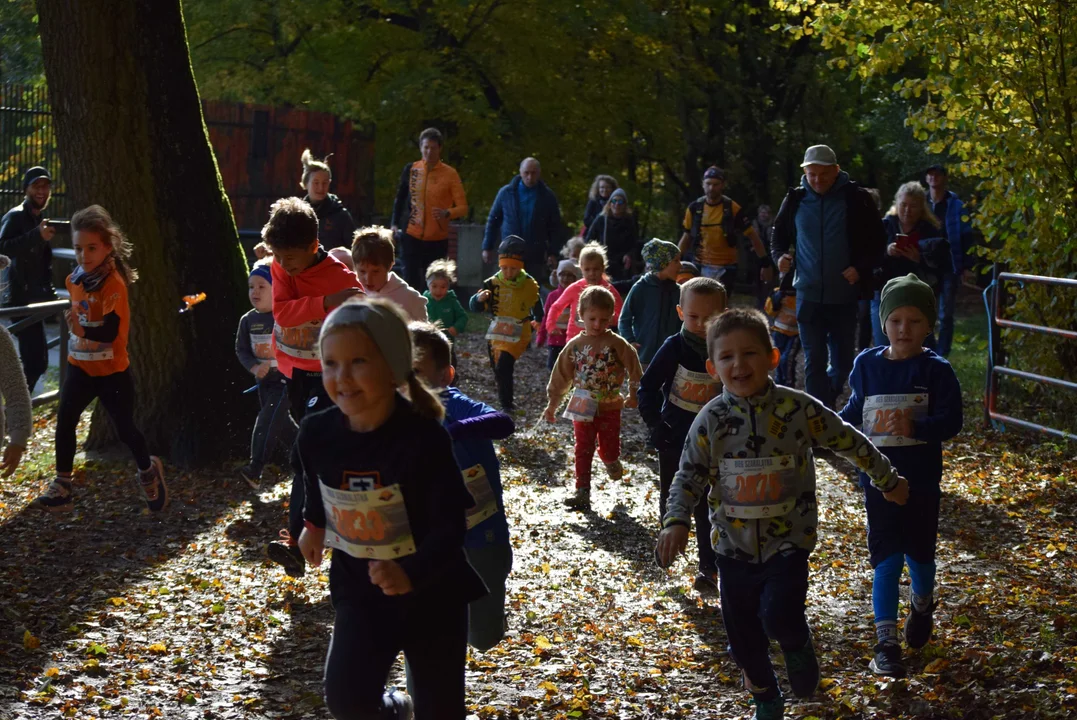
left=37, top=0, right=250, bottom=466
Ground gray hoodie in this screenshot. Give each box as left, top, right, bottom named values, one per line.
left=663, top=381, right=898, bottom=564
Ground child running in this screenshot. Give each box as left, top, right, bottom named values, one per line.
left=411, top=322, right=515, bottom=652
left=423, top=260, right=469, bottom=366
left=0, top=255, right=31, bottom=480
left=469, top=236, right=543, bottom=411
left=262, top=197, right=364, bottom=577
left=536, top=259, right=581, bottom=369
left=619, top=239, right=682, bottom=365
left=549, top=236, right=585, bottom=288
left=543, top=242, right=623, bottom=346
left=839, top=274, right=963, bottom=678
left=296, top=298, right=485, bottom=719
left=764, top=271, right=801, bottom=388
left=351, top=226, right=428, bottom=321
left=30, top=206, right=167, bottom=513
left=656, top=308, right=909, bottom=720
left=544, top=286, right=642, bottom=511
left=235, top=260, right=297, bottom=488
left=638, top=276, right=726, bottom=594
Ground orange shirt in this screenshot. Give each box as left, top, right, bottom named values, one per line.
left=404, top=161, right=468, bottom=241
left=67, top=271, right=130, bottom=376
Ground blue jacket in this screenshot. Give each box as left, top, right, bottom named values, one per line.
left=932, top=190, right=973, bottom=274
left=483, top=176, right=563, bottom=264
left=638, top=331, right=715, bottom=452
left=618, top=273, right=681, bottom=365
left=440, top=387, right=513, bottom=549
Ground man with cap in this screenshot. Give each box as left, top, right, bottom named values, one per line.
left=770, top=145, right=886, bottom=408
left=483, top=158, right=564, bottom=285
left=924, top=164, right=974, bottom=357
left=0, top=166, right=58, bottom=393
left=677, top=166, right=773, bottom=297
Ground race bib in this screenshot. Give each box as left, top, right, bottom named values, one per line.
left=863, top=393, right=928, bottom=447
left=563, top=388, right=598, bottom=422
left=462, top=464, right=500, bottom=529
left=321, top=483, right=416, bottom=560
left=250, top=332, right=277, bottom=366
left=668, top=365, right=720, bottom=412
left=275, top=321, right=321, bottom=360
left=486, top=316, right=523, bottom=343
left=719, top=455, right=798, bottom=519
left=555, top=307, right=570, bottom=331
left=775, top=304, right=798, bottom=335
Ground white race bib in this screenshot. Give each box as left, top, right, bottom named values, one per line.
left=462, top=464, right=500, bottom=529
left=562, top=388, right=599, bottom=422
left=275, top=321, right=321, bottom=360
left=863, top=393, right=928, bottom=447
left=719, top=455, right=798, bottom=519
left=250, top=332, right=277, bottom=366
left=486, top=316, right=523, bottom=343
left=668, top=365, right=720, bottom=412
left=321, top=483, right=416, bottom=560
left=555, top=307, right=570, bottom=331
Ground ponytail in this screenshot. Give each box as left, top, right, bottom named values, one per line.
left=300, top=148, right=333, bottom=190
left=406, top=371, right=445, bottom=422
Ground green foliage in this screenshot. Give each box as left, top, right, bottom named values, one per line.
left=783, top=0, right=1077, bottom=380
left=0, top=1, right=43, bottom=83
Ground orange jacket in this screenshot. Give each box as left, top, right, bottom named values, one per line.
left=401, top=161, right=468, bottom=241
left=67, top=270, right=130, bottom=376
left=272, top=251, right=364, bottom=378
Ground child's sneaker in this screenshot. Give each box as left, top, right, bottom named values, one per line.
left=138, top=457, right=169, bottom=512
left=30, top=478, right=73, bottom=513
left=692, top=572, right=718, bottom=596
left=563, top=487, right=591, bottom=511
left=750, top=693, right=784, bottom=720
left=267, top=530, right=306, bottom=577
left=904, top=599, right=937, bottom=649
left=605, top=460, right=624, bottom=481
left=238, top=464, right=261, bottom=490
left=869, top=640, right=907, bottom=678
left=383, top=689, right=413, bottom=719
left=783, top=636, right=820, bottom=698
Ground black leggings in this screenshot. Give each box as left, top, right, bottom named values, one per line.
left=325, top=599, right=468, bottom=720
left=55, top=365, right=151, bottom=474
left=287, top=369, right=330, bottom=540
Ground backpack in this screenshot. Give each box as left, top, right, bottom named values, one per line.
left=688, top=195, right=737, bottom=249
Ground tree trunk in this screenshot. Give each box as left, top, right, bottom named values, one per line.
left=37, top=0, right=250, bottom=467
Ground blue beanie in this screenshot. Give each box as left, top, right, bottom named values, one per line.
left=250, top=263, right=272, bottom=285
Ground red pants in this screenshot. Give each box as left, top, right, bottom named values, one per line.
left=573, top=408, right=622, bottom=489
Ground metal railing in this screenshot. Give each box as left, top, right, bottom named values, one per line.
left=984, top=264, right=1077, bottom=442
left=0, top=299, right=70, bottom=407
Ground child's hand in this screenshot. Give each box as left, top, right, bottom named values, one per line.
left=324, top=288, right=363, bottom=310
left=882, top=476, right=910, bottom=506
left=298, top=526, right=325, bottom=567
left=476, top=289, right=491, bottom=303
left=64, top=309, right=84, bottom=338
left=253, top=362, right=271, bottom=380
left=1, top=443, right=25, bottom=477
left=543, top=404, right=557, bottom=423
left=886, top=411, right=914, bottom=438
left=447, top=327, right=458, bottom=337
left=253, top=242, right=271, bottom=259
left=655, top=525, right=689, bottom=568
left=624, top=394, right=638, bottom=409
left=369, top=560, right=413, bottom=596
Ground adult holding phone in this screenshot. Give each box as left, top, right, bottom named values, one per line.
left=0, top=166, right=58, bottom=393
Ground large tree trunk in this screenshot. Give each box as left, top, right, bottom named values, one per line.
left=37, top=0, right=250, bottom=466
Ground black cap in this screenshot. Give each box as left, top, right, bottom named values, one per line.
left=22, top=166, right=52, bottom=191
left=924, top=164, right=947, bottom=176
left=703, top=166, right=726, bottom=181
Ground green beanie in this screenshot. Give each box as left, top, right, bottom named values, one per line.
left=879, top=273, right=936, bottom=329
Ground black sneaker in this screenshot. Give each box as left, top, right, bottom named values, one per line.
left=267, top=530, right=306, bottom=577
left=563, top=487, right=591, bottom=511
left=692, top=572, right=718, bottom=596
left=904, top=599, right=938, bottom=649
left=138, top=457, right=169, bottom=512
left=30, top=478, right=73, bottom=513
left=238, top=464, right=261, bottom=490
left=751, top=693, right=784, bottom=720
left=783, top=636, right=820, bottom=698
left=383, top=689, right=413, bottom=719
left=869, top=640, right=907, bottom=678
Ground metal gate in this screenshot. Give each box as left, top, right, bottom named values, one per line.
left=0, top=83, right=68, bottom=217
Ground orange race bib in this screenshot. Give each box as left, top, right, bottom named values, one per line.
left=668, top=365, right=720, bottom=413
left=563, top=388, right=599, bottom=422
left=863, top=394, right=928, bottom=447
left=321, top=483, right=415, bottom=560
left=719, top=455, right=798, bottom=519
left=486, top=316, right=523, bottom=343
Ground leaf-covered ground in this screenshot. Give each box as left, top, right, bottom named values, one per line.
left=1, top=325, right=1075, bottom=720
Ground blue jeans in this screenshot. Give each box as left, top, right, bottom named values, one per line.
left=796, top=298, right=858, bottom=408
left=872, top=553, right=936, bottom=624
left=936, top=272, right=958, bottom=357
left=772, top=332, right=801, bottom=388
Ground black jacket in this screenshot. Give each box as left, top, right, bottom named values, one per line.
left=880, top=215, right=951, bottom=290
left=586, top=213, right=641, bottom=281
left=308, top=194, right=357, bottom=250
left=0, top=199, right=56, bottom=306
left=582, top=196, right=607, bottom=231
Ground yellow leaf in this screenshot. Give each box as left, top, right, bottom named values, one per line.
left=147, top=643, right=168, bottom=654
left=538, top=680, right=558, bottom=693
left=626, top=636, right=644, bottom=646
left=923, top=658, right=949, bottom=673
left=108, top=597, right=126, bottom=607
left=541, top=563, right=551, bottom=575
left=23, top=630, right=40, bottom=650
left=44, top=668, right=59, bottom=678
left=535, top=636, right=553, bottom=650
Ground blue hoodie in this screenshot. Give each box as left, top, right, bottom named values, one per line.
left=793, top=171, right=856, bottom=305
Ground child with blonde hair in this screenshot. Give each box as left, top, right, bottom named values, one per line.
left=424, top=259, right=469, bottom=365
left=544, top=286, right=642, bottom=510
left=543, top=242, right=623, bottom=346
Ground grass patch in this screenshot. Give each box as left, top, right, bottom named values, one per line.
left=948, top=311, right=989, bottom=403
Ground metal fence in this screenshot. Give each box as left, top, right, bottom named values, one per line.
left=0, top=83, right=68, bottom=217
left=984, top=264, right=1077, bottom=442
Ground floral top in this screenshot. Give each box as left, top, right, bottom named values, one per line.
left=547, top=329, right=643, bottom=409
